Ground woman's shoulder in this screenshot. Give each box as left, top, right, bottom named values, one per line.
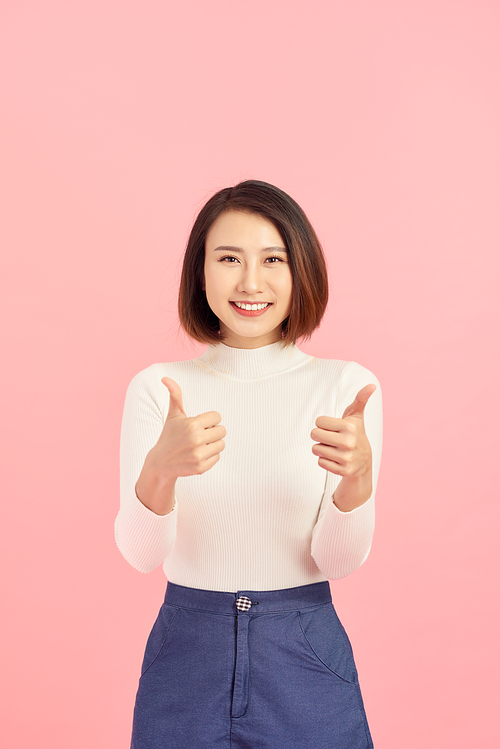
left=307, top=356, right=382, bottom=425
left=307, top=355, right=380, bottom=388
left=125, top=358, right=200, bottom=396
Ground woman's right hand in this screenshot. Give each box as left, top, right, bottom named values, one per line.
left=135, top=377, right=226, bottom=515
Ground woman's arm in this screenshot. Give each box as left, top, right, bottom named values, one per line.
left=310, top=362, right=383, bottom=579
left=115, top=366, right=179, bottom=573
left=115, top=366, right=226, bottom=573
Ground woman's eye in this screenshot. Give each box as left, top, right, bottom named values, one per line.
left=217, top=254, right=285, bottom=264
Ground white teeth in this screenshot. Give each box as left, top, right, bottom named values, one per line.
left=233, top=302, right=271, bottom=311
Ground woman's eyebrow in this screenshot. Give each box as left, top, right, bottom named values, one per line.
left=213, top=245, right=288, bottom=253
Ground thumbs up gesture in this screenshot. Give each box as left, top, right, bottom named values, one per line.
left=157, top=377, right=226, bottom=478
left=135, top=378, right=225, bottom=515
left=310, top=384, right=376, bottom=479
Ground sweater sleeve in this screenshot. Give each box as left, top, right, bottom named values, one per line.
left=114, top=366, right=178, bottom=573
left=310, top=361, right=383, bottom=580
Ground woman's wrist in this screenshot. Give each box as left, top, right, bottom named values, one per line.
left=332, top=472, right=372, bottom=513
left=135, top=453, right=177, bottom=516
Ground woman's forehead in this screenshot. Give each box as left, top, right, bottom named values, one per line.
left=205, top=210, right=285, bottom=251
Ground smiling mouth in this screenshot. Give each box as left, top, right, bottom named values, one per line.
left=232, top=301, right=272, bottom=311
left=230, top=301, right=273, bottom=316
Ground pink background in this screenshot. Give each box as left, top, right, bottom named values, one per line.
left=1, top=1, right=499, bottom=747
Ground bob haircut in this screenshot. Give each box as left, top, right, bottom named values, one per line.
left=178, top=180, right=329, bottom=345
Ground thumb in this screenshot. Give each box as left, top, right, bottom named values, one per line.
left=342, top=383, right=376, bottom=419
left=161, top=377, right=187, bottom=419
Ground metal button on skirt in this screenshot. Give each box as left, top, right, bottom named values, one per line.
left=130, top=581, right=373, bottom=749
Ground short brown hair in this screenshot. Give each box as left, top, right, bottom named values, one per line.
left=178, top=180, right=328, bottom=345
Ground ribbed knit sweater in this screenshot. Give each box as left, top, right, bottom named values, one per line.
left=115, top=342, right=383, bottom=592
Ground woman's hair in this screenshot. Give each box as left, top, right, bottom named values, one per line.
left=178, top=179, right=329, bottom=345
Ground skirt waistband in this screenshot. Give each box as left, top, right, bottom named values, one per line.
left=164, top=581, right=332, bottom=614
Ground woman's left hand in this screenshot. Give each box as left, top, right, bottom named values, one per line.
left=310, top=384, right=376, bottom=480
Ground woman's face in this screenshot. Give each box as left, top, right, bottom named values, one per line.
left=204, top=210, right=293, bottom=349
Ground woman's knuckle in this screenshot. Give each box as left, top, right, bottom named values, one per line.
left=188, top=419, right=199, bottom=434
left=186, top=436, right=197, bottom=450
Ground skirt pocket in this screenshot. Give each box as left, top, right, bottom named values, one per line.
left=298, top=603, right=359, bottom=685
left=140, top=604, right=179, bottom=679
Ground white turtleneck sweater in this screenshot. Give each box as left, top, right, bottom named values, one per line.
left=115, top=342, right=383, bottom=592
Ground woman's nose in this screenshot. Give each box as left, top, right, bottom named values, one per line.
left=237, top=264, right=265, bottom=294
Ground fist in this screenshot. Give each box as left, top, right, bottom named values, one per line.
left=310, top=384, right=376, bottom=478
left=149, top=377, right=226, bottom=479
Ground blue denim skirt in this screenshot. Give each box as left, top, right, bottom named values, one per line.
left=131, top=581, right=373, bottom=749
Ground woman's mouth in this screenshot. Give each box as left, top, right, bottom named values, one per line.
left=230, top=301, right=272, bottom=316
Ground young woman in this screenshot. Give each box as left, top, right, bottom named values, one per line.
left=115, top=180, right=383, bottom=749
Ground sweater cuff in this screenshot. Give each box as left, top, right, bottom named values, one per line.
left=114, top=492, right=178, bottom=573
left=311, top=495, right=375, bottom=580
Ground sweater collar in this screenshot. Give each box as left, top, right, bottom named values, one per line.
left=196, top=341, right=312, bottom=381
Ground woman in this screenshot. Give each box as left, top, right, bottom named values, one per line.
left=116, top=180, right=383, bottom=749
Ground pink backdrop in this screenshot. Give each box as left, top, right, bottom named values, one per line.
left=1, top=1, right=499, bottom=747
